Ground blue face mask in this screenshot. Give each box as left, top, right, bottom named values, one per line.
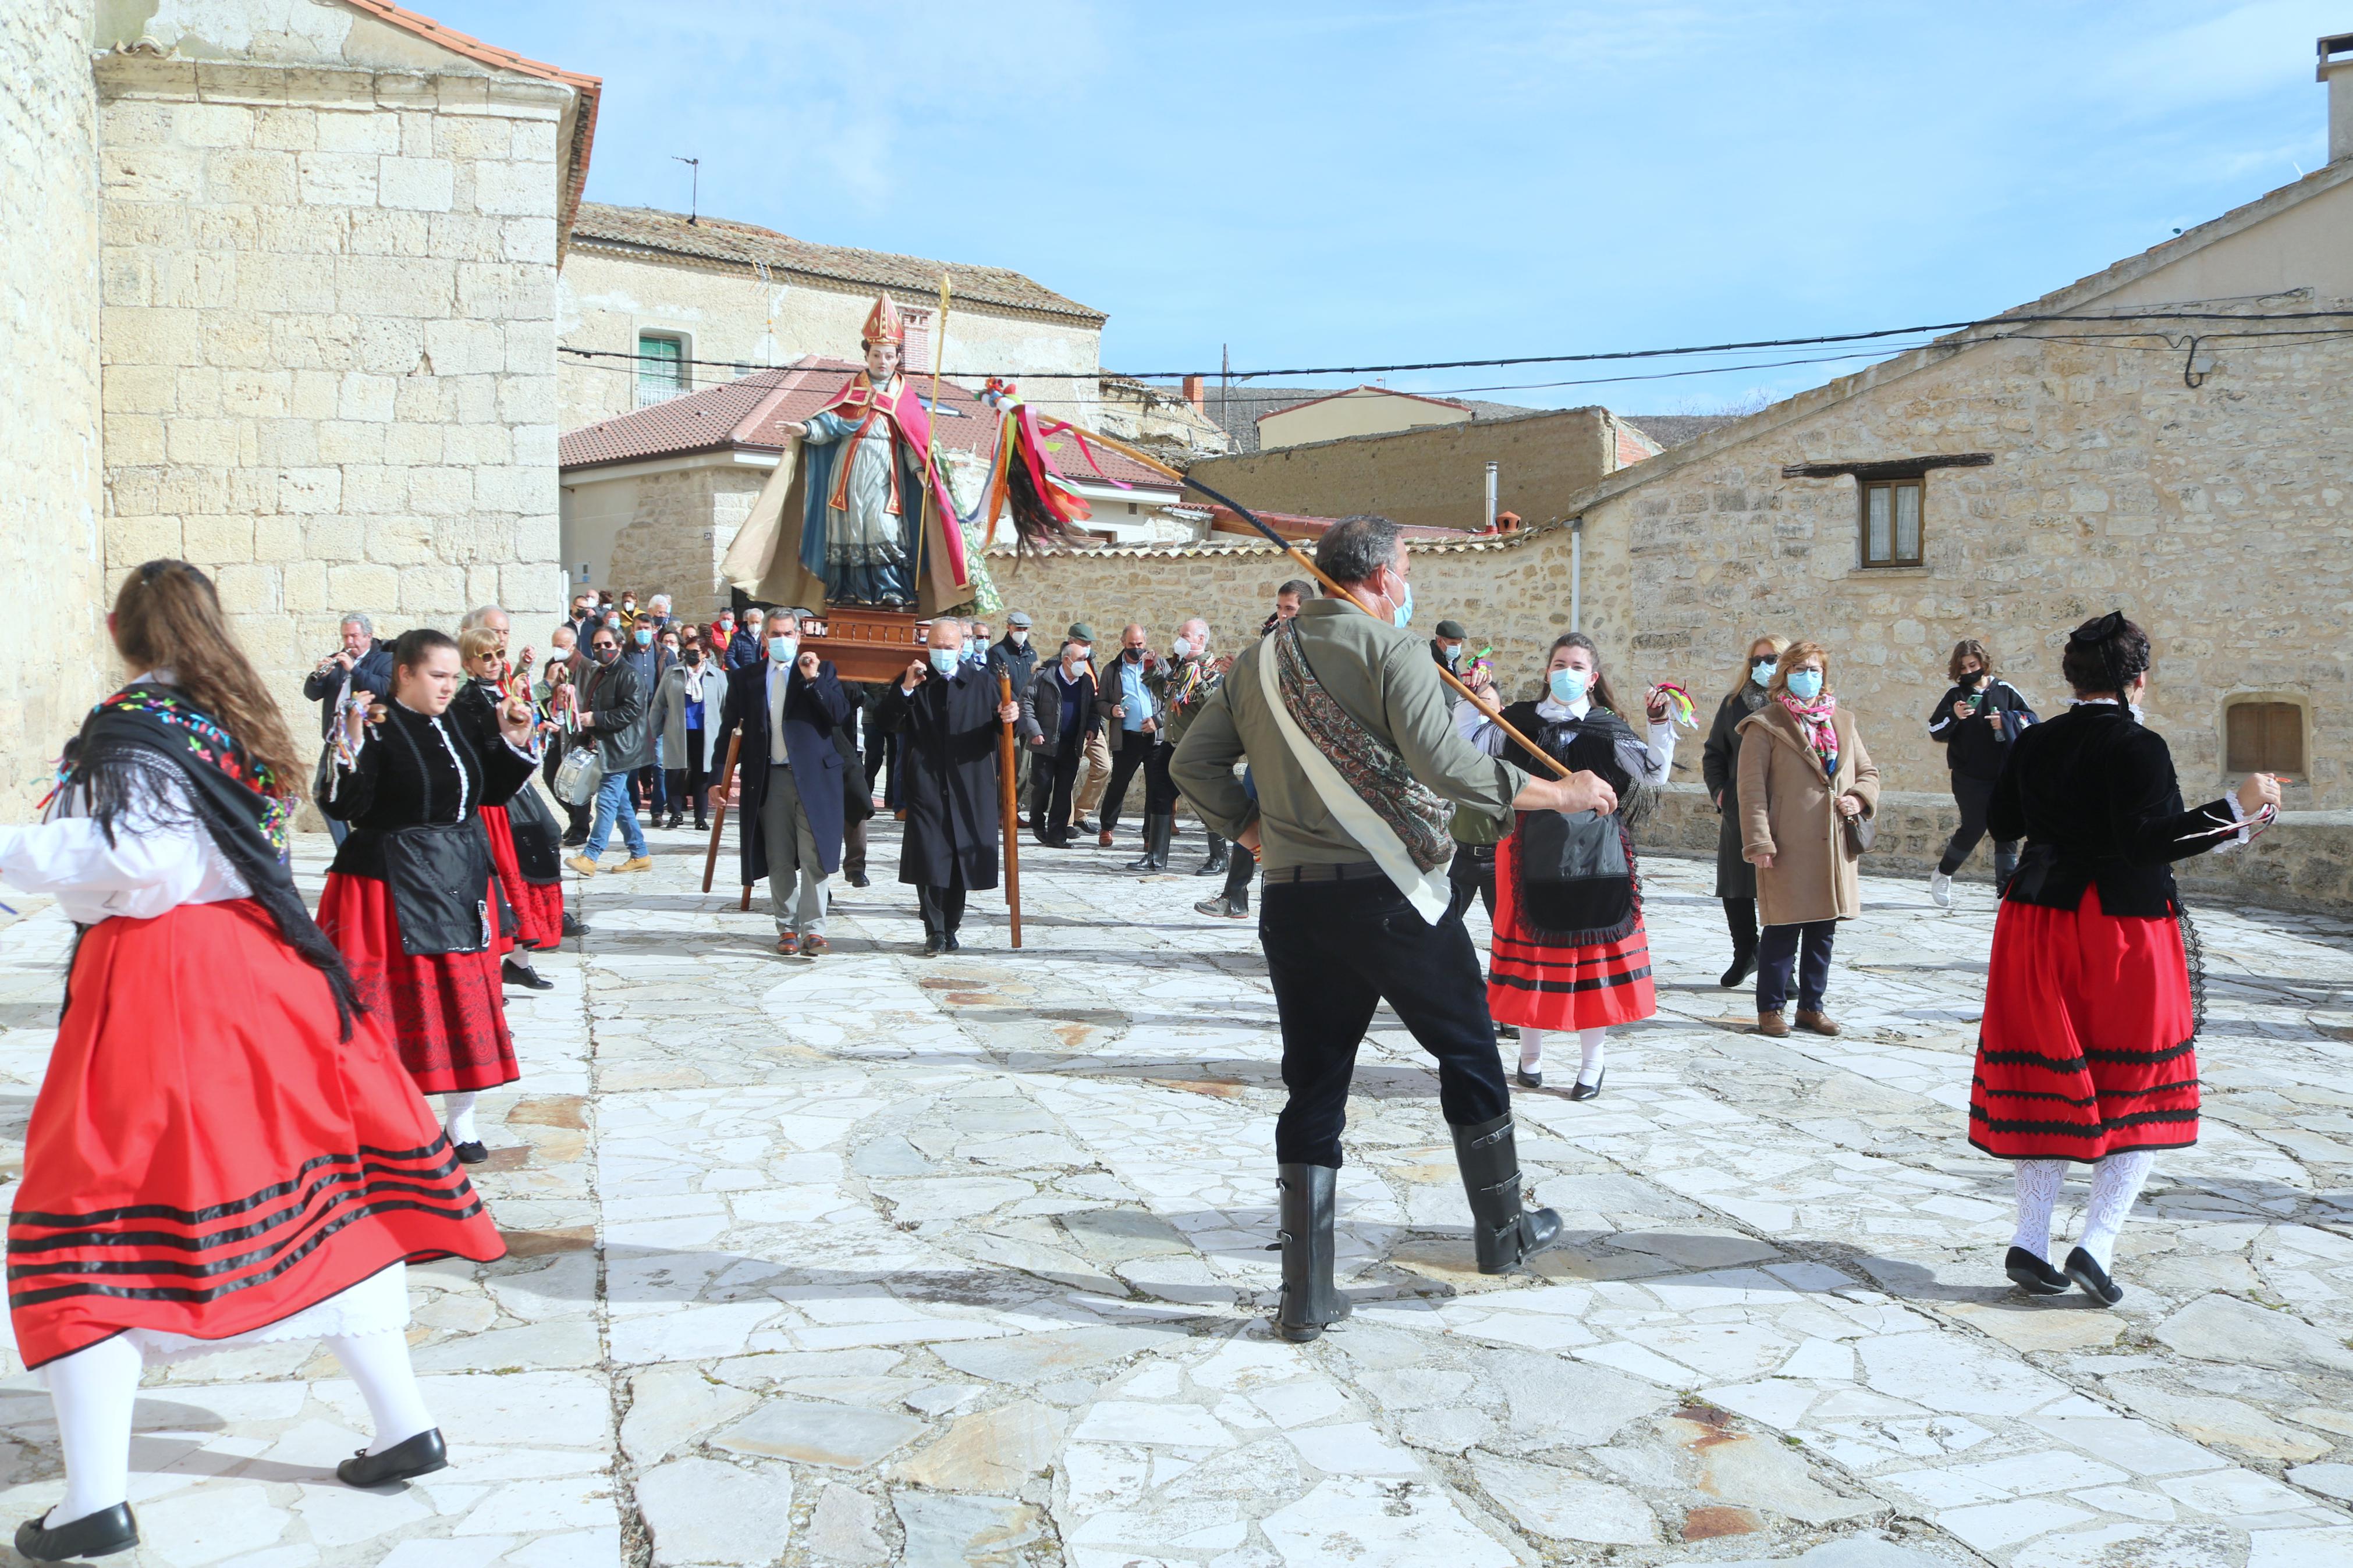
left=1548, top=667, right=1589, bottom=705
left=1390, top=577, right=1414, bottom=630
left=929, top=648, right=961, bottom=678
left=768, top=635, right=797, bottom=663
left=1750, top=659, right=1776, bottom=687
left=633, top=628, right=652, bottom=648
left=1786, top=670, right=1823, bottom=701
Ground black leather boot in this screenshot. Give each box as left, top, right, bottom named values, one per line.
left=1719, top=898, right=1758, bottom=988
left=1451, top=1114, right=1563, bottom=1274
left=1275, top=1164, right=1350, bottom=1342
left=14, top=1503, right=137, bottom=1562
left=1127, top=815, right=1173, bottom=871
left=1195, top=835, right=1230, bottom=876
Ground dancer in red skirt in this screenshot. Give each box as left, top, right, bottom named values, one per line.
left=0, top=563, right=504, bottom=1562
left=1971, top=612, right=2279, bottom=1307
left=318, top=628, right=541, bottom=1167
left=1460, top=633, right=1677, bottom=1098
left=456, top=628, right=563, bottom=992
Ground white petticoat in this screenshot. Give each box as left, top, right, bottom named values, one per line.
left=115, top=1261, right=410, bottom=1367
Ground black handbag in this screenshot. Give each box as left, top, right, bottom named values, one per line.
left=1515, top=808, right=1637, bottom=942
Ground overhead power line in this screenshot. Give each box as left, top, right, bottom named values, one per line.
left=555, top=307, right=2353, bottom=383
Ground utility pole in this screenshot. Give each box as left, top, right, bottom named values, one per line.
left=674, top=156, right=700, bottom=223
left=1220, top=343, right=1230, bottom=445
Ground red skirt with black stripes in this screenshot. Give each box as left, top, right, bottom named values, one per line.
left=1969, top=884, right=2199, bottom=1162
left=1485, top=831, right=1658, bottom=1031
left=7, top=899, right=503, bottom=1370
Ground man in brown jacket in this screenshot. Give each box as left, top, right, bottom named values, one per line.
left=1172, top=515, right=1617, bottom=1344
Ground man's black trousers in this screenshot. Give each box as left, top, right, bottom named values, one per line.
left=1260, top=873, right=1510, bottom=1168
left=1100, top=733, right=1173, bottom=831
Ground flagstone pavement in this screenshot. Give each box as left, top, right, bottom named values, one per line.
left=0, top=817, right=2350, bottom=1567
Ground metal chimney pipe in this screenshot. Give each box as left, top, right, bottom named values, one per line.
left=1483, top=461, right=1498, bottom=532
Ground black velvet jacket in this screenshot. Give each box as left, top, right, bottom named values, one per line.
left=322, top=697, right=535, bottom=877
left=1989, top=703, right=2238, bottom=918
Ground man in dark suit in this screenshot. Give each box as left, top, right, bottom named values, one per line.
left=875, top=618, right=1020, bottom=955
left=711, top=619, right=853, bottom=957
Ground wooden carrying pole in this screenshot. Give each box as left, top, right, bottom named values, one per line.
left=701, top=731, right=743, bottom=904
left=1059, top=431, right=1576, bottom=783
left=998, top=671, right=1023, bottom=948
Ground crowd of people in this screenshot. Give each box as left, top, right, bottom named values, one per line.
left=0, top=544, right=2283, bottom=1553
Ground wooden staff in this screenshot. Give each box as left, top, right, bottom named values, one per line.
left=998, top=671, right=1023, bottom=948
left=1058, top=429, right=1577, bottom=783
left=702, top=731, right=741, bottom=899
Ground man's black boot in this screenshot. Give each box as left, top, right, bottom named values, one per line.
left=1195, top=835, right=1230, bottom=876
left=1451, top=1114, right=1563, bottom=1274
left=1275, top=1164, right=1351, bottom=1342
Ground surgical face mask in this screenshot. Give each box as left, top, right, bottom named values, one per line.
left=769, top=635, right=797, bottom=663
left=1387, top=572, right=1414, bottom=630
left=929, top=648, right=961, bottom=678
left=1548, top=667, right=1589, bottom=705
left=1786, top=669, right=1824, bottom=701
left=605, top=614, right=622, bottom=630
left=1440, top=642, right=1463, bottom=666
left=634, top=628, right=652, bottom=648
left=622, top=599, right=636, bottom=610
left=1171, top=637, right=1193, bottom=659
left=1749, top=659, right=1776, bottom=687
left=964, top=643, right=985, bottom=664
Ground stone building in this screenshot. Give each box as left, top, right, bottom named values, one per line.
left=2, top=0, right=597, bottom=817
left=557, top=203, right=1108, bottom=432
left=1184, top=404, right=1662, bottom=534
left=1254, top=383, right=1541, bottom=450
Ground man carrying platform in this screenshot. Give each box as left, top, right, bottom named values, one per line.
left=1170, top=515, right=1619, bottom=1342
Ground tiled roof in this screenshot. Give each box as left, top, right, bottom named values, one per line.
left=569, top=203, right=1106, bottom=325
left=559, top=358, right=1171, bottom=493
left=340, top=2, right=599, bottom=247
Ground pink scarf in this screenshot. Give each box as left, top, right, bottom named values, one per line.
left=1777, top=690, right=1840, bottom=778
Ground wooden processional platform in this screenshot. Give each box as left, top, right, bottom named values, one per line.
left=797, top=607, right=932, bottom=683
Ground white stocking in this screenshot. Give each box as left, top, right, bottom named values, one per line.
left=41, top=1335, right=141, bottom=1526
left=1518, top=1028, right=1547, bottom=1073
left=2077, top=1150, right=2156, bottom=1271
left=442, top=1092, right=479, bottom=1146
left=2011, top=1159, right=2067, bottom=1262
left=1576, top=1027, right=1608, bottom=1087
left=326, top=1330, right=436, bottom=1455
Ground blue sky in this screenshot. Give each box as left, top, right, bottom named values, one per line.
left=438, top=1, right=2342, bottom=413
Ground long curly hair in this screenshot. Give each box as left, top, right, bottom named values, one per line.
left=109, top=561, right=302, bottom=794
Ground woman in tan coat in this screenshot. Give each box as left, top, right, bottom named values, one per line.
left=1737, top=640, right=1880, bottom=1038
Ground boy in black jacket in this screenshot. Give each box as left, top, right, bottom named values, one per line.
left=1927, top=638, right=2036, bottom=905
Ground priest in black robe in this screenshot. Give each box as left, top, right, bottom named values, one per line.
left=875, top=618, right=1018, bottom=955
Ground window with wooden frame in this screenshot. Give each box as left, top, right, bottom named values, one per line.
left=1860, top=477, right=1923, bottom=567
left=636, top=332, right=687, bottom=406
left=2224, top=699, right=2305, bottom=779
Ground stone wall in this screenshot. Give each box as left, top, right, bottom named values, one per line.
left=95, top=51, right=575, bottom=741
left=1641, top=784, right=2353, bottom=915
left=0, top=1, right=108, bottom=817
left=557, top=244, right=1104, bottom=434
left=587, top=462, right=769, bottom=621
left=1184, top=407, right=1623, bottom=533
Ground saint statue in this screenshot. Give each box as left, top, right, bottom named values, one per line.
left=775, top=294, right=957, bottom=609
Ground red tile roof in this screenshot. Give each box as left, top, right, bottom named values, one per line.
left=339, top=2, right=601, bottom=248
left=559, top=358, right=1173, bottom=493
left=571, top=204, right=1105, bottom=325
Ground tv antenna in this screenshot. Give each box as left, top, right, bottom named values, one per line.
left=674, top=156, right=700, bottom=223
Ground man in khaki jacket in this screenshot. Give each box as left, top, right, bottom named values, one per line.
left=1172, top=515, right=1616, bottom=1343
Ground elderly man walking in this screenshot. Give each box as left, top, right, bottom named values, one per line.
left=1172, top=515, right=1618, bottom=1341
left=876, top=618, right=1020, bottom=955
left=711, top=613, right=853, bottom=956
left=303, top=613, right=394, bottom=846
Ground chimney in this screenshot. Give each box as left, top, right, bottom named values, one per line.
left=2326, top=33, right=2353, bottom=164
left=1181, top=374, right=1205, bottom=411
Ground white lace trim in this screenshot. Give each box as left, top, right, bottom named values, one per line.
left=108, top=1263, right=410, bottom=1368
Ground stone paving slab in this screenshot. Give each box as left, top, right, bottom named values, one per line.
left=0, top=816, right=2345, bottom=1564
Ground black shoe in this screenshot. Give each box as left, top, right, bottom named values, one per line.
left=2064, top=1246, right=2124, bottom=1307
left=694, top=816, right=709, bottom=832
left=560, top=830, right=587, bottom=848
left=1515, top=1068, right=1542, bottom=1090
left=1452, top=1113, right=1562, bottom=1274
left=15, top=1503, right=138, bottom=1562
left=922, top=934, right=946, bottom=957
left=2005, top=1246, right=2071, bottom=1296
left=1568, top=1068, right=1606, bottom=1102
left=453, top=1140, right=488, bottom=1165
left=847, top=871, right=870, bottom=887
left=1275, top=1164, right=1351, bottom=1342
left=1719, top=947, right=1756, bottom=989
left=1494, top=1023, right=1519, bottom=1041
left=337, top=1428, right=449, bottom=1488
left=501, top=959, right=553, bottom=991
left=945, top=933, right=961, bottom=952
left=561, top=911, right=587, bottom=938
left=1195, top=847, right=1230, bottom=876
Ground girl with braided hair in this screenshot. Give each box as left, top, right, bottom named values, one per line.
left=1970, top=612, right=2279, bottom=1307
left=0, top=564, right=505, bottom=1561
